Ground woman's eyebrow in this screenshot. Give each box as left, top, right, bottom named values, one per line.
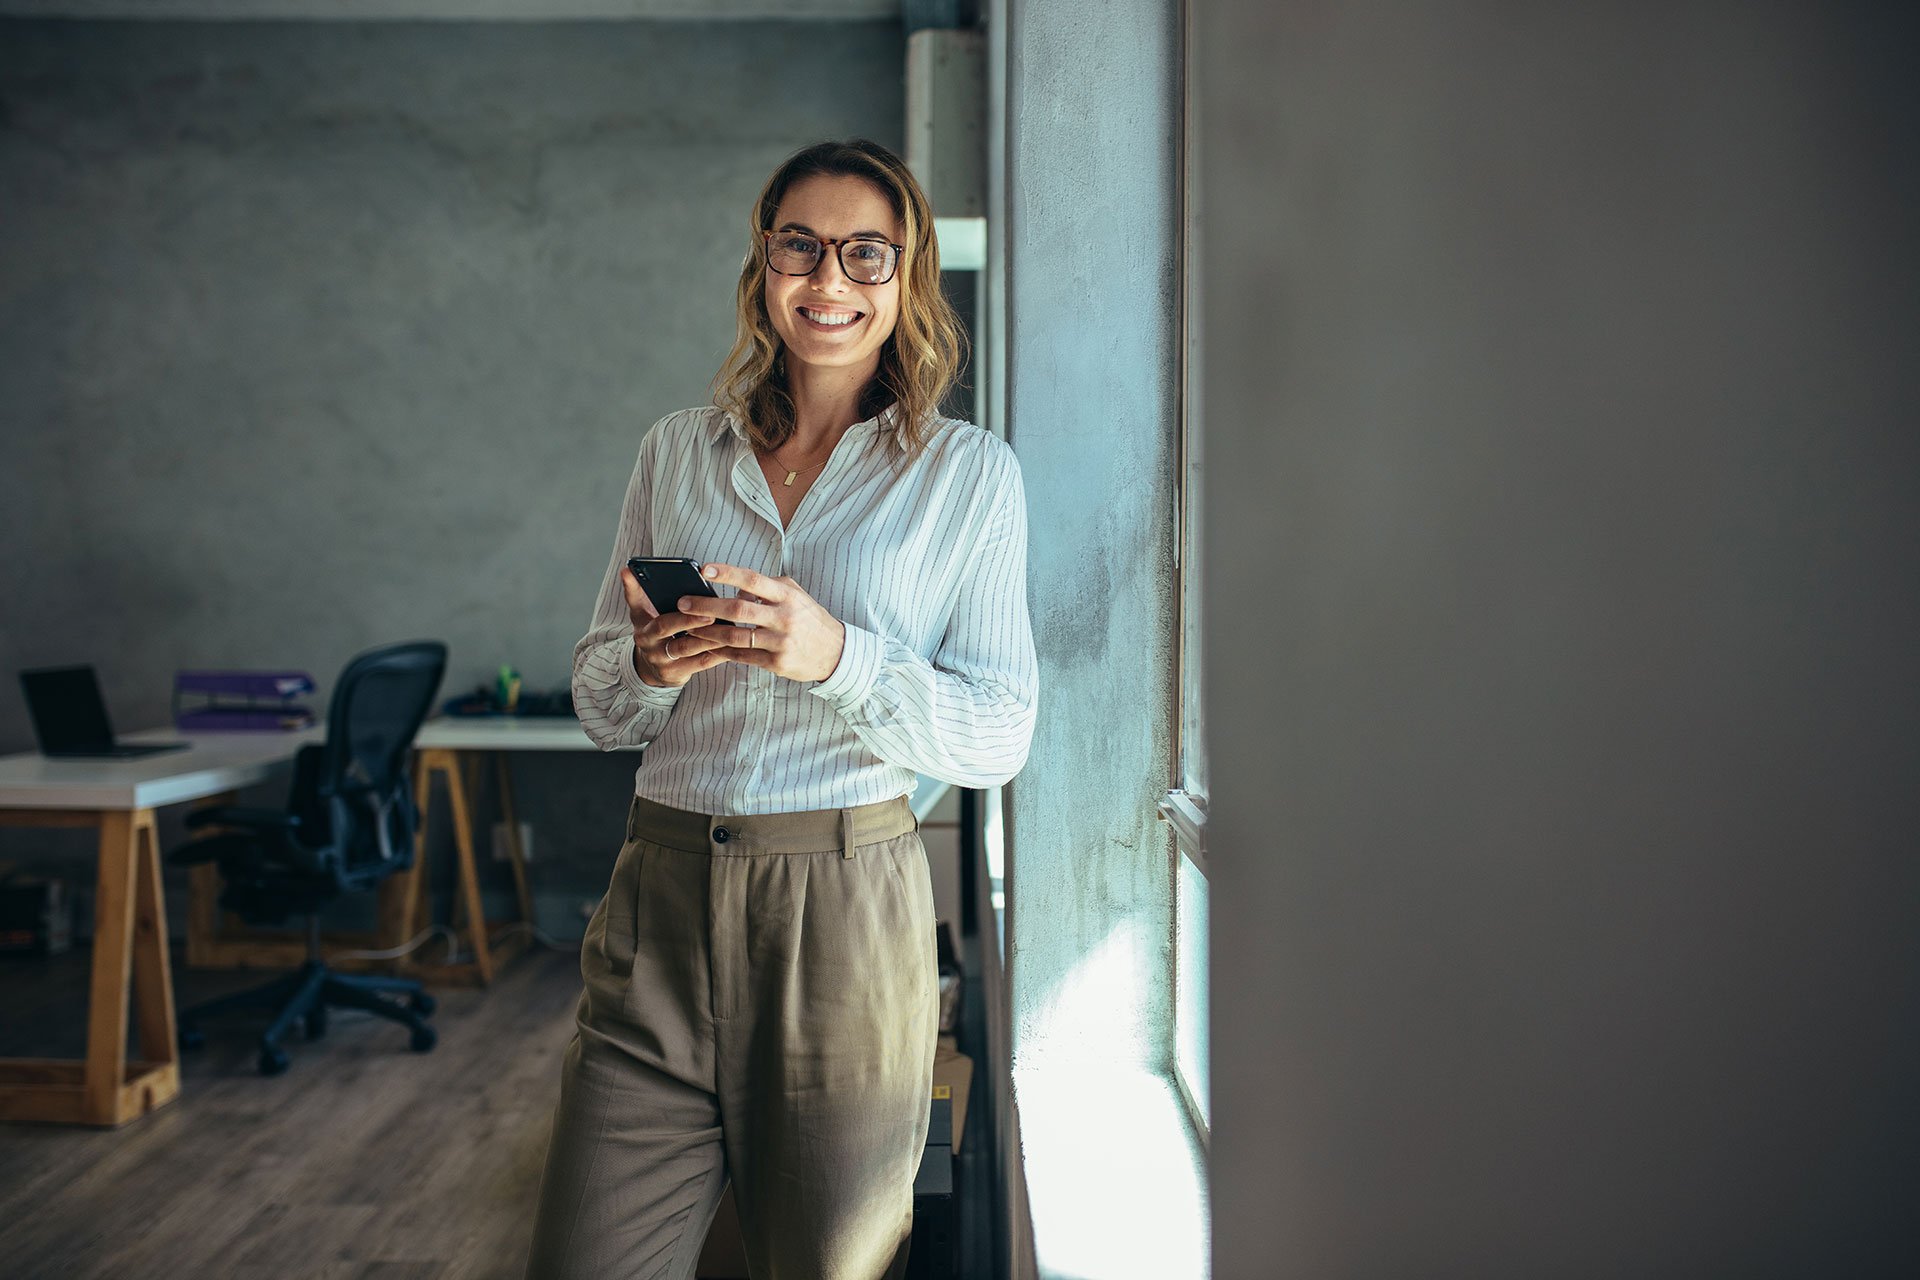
left=776, top=221, right=893, bottom=240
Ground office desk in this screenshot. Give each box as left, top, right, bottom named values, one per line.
left=183, top=716, right=602, bottom=988
left=0, top=717, right=598, bottom=1125
left=0, top=727, right=317, bottom=1126
left=400, top=716, right=608, bottom=986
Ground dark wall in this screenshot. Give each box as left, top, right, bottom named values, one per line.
left=1203, top=4, right=1920, bottom=1275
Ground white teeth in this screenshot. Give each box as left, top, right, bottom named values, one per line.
left=801, top=308, right=859, bottom=327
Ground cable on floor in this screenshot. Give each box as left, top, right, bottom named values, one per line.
left=327, top=924, right=462, bottom=963
left=322, top=920, right=580, bottom=968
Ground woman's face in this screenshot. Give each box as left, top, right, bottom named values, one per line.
left=762, top=174, right=905, bottom=380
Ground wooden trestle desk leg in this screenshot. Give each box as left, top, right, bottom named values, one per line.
left=119, top=809, right=180, bottom=1119
left=395, top=744, right=533, bottom=990
left=0, top=807, right=180, bottom=1126
left=395, top=750, right=489, bottom=983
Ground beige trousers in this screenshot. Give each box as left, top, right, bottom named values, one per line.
left=524, top=793, right=938, bottom=1280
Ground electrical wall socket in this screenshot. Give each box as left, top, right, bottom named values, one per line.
left=491, top=821, right=533, bottom=863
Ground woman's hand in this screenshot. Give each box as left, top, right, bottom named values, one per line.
left=675, top=563, right=848, bottom=685
left=620, top=566, right=733, bottom=688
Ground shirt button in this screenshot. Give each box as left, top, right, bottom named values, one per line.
left=712, top=825, right=731, bottom=844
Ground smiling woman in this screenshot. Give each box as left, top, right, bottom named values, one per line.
left=714, top=139, right=967, bottom=470
left=522, top=139, right=1037, bottom=1280
left=757, top=175, right=906, bottom=441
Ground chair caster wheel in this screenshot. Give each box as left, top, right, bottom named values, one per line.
left=410, top=1025, right=437, bottom=1053
left=408, top=991, right=436, bottom=1017
left=178, top=1025, right=205, bottom=1052
left=258, top=1046, right=291, bottom=1076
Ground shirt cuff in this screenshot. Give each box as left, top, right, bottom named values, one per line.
left=809, top=621, right=885, bottom=711
left=616, top=633, right=688, bottom=709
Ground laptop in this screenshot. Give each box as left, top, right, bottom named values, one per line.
left=19, top=666, right=189, bottom=759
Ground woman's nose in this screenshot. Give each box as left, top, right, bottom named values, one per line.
left=810, top=250, right=852, bottom=289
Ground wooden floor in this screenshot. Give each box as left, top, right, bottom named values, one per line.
left=0, top=935, right=1001, bottom=1280
left=0, top=943, right=582, bottom=1280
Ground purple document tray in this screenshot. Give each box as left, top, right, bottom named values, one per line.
left=173, top=669, right=317, bottom=732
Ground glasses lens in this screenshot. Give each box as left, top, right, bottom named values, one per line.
left=767, top=232, right=821, bottom=276
left=840, top=240, right=898, bottom=285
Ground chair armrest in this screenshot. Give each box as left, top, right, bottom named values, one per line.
left=184, top=806, right=299, bottom=834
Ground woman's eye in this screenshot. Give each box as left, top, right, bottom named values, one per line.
left=780, top=235, right=819, bottom=254
left=847, top=243, right=886, bottom=262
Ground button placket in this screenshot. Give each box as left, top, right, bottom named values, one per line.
left=729, top=439, right=780, bottom=533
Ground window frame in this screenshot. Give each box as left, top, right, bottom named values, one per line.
left=1161, top=0, right=1209, bottom=1145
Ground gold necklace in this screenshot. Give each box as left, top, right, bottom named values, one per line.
left=766, top=439, right=835, bottom=487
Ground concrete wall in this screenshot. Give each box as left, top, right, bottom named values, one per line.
left=1202, top=3, right=1920, bottom=1275
left=1001, top=0, right=1180, bottom=1077
left=0, top=2, right=896, bottom=17
left=0, top=18, right=903, bottom=934
left=990, top=3, right=1184, bottom=1274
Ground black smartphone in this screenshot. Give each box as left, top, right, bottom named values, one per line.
left=626, top=556, right=724, bottom=618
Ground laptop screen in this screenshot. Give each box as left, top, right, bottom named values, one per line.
left=19, top=666, right=117, bottom=755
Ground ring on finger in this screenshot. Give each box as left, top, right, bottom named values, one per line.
left=664, top=637, right=676, bottom=662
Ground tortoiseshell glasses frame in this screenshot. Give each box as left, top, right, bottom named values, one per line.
left=762, top=230, right=905, bottom=286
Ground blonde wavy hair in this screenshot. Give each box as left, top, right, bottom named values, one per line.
left=712, top=139, right=967, bottom=463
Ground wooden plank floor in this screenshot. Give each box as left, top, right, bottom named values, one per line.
left=0, top=943, right=583, bottom=1280
left=1, top=933, right=1001, bottom=1280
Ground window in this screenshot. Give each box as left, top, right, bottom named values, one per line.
left=1161, top=0, right=1209, bottom=1139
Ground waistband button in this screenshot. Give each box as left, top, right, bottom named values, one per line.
left=712, top=825, right=732, bottom=844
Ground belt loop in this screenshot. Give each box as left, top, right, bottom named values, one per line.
left=841, top=807, right=855, bottom=859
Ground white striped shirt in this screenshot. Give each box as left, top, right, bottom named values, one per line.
left=572, top=404, right=1039, bottom=815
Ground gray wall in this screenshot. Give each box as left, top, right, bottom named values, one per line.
left=992, top=3, right=1183, bottom=1274
left=0, top=2, right=893, bottom=15
left=1203, top=3, right=1920, bottom=1275
left=0, top=18, right=903, bottom=932
left=1002, top=0, right=1180, bottom=1072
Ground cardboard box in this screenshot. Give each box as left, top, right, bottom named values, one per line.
left=933, top=1039, right=973, bottom=1152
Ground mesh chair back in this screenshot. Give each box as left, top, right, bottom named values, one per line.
left=317, top=640, right=447, bottom=888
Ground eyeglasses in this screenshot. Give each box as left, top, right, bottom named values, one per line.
left=763, top=230, right=904, bottom=286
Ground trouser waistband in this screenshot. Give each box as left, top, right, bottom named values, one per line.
left=625, top=792, right=918, bottom=859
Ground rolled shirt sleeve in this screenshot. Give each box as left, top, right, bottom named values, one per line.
left=809, top=449, right=1039, bottom=788
left=573, top=418, right=688, bottom=750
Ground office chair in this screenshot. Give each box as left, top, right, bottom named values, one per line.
left=170, top=640, right=448, bottom=1076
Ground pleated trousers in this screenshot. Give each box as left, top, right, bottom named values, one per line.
left=524, top=791, right=938, bottom=1280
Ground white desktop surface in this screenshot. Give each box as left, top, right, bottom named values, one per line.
left=0, top=719, right=602, bottom=813
left=0, top=725, right=321, bottom=811
left=412, top=716, right=603, bottom=752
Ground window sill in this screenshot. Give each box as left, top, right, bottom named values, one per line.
left=1012, top=1058, right=1210, bottom=1280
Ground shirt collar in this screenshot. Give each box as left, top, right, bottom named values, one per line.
left=710, top=402, right=906, bottom=450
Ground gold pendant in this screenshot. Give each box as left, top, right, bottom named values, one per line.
left=783, top=471, right=797, bottom=487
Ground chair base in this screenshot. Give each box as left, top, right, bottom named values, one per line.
left=178, top=958, right=437, bottom=1076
